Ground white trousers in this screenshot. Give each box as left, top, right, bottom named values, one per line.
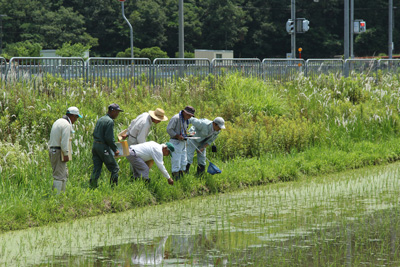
left=169, top=139, right=187, bottom=172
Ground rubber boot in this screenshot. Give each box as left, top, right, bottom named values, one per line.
left=185, top=163, right=191, bottom=173
left=196, top=164, right=206, bottom=176
left=172, top=172, right=180, bottom=181
left=179, top=170, right=184, bottom=179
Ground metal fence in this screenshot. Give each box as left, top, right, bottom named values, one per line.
left=0, top=57, right=6, bottom=78
left=5, top=57, right=85, bottom=82
left=86, top=58, right=151, bottom=88
left=211, top=58, right=261, bottom=78
left=262, top=59, right=305, bottom=82
left=305, top=59, right=344, bottom=78
left=1, top=57, right=400, bottom=86
left=377, top=59, right=400, bottom=78
left=152, top=58, right=210, bottom=87
left=344, top=59, right=378, bottom=78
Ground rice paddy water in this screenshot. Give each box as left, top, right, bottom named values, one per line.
left=1, top=162, right=400, bottom=266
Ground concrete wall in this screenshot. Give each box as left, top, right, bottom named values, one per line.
left=194, top=49, right=233, bottom=61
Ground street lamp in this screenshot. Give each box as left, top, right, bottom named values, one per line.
left=179, top=0, right=184, bottom=58
left=0, top=14, right=7, bottom=55
left=119, top=0, right=134, bottom=58
left=389, top=0, right=393, bottom=59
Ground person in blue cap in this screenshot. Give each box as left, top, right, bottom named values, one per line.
left=90, top=103, right=123, bottom=188
left=48, top=106, right=82, bottom=193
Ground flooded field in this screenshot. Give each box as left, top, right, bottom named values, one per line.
left=1, top=163, right=400, bottom=266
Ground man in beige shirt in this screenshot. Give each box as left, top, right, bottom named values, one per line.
left=48, top=107, right=82, bottom=193
left=122, top=108, right=168, bottom=146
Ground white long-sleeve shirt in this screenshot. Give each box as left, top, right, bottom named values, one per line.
left=127, top=113, right=152, bottom=145
left=48, top=116, right=72, bottom=155
left=131, top=141, right=170, bottom=179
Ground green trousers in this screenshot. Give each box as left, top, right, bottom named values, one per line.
left=90, top=142, right=119, bottom=188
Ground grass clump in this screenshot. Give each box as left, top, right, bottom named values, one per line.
left=1, top=72, right=400, bottom=231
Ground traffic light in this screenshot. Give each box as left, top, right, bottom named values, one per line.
left=359, top=21, right=366, bottom=33
left=354, top=20, right=366, bottom=34
left=286, top=19, right=294, bottom=34
left=296, top=18, right=310, bottom=33
left=302, top=19, right=310, bottom=32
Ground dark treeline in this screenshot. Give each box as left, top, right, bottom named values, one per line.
left=0, top=0, right=398, bottom=58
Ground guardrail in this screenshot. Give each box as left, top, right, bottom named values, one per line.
left=0, top=57, right=6, bottom=78
left=6, top=57, right=85, bottom=82
left=212, top=58, right=261, bottom=78
left=262, top=59, right=305, bottom=82
left=152, top=58, right=210, bottom=87
left=344, top=59, right=378, bottom=78
left=86, top=58, right=151, bottom=88
left=1, top=57, right=400, bottom=86
left=306, top=59, right=344, bottom=78
left=377, top=59, right=400, bottom=77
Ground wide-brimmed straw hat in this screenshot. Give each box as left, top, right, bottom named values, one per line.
left=149, top=108, right=168, bottom=121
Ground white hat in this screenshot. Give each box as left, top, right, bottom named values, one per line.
left=67, top=107, right=82, bottom=118
left=213, top=117, right=225, bottom=129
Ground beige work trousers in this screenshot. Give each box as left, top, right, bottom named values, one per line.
left=49, top=148, right=68, bottom=193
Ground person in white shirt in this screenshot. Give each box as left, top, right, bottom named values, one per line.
left=126, top=141, right=175, bottom=185
left=122, top=108, right=168, bottom=146
left=48, top=106, right=82, bottom=193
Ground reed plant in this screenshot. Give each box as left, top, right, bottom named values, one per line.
left=1, top=72, right=400, bottom=231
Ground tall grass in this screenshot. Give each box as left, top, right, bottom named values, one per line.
left=1, top=72, right=400, bottom=231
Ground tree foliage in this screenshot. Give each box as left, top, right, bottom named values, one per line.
left=2, top=41, right=42, bottom=58
left=56, top=42, right=91, bottom=58
left=0, top=0, right=398, bottom=58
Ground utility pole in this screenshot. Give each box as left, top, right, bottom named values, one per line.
left=344, top=0, right=349, bottom=60
left=389, top=0, right=393, bottom=59
left=0, top=15, right=6, bottom=55
left=291, top=0, right=296, bottom=58
left=350, top=0, right=354, bottom=58
left=120, top=0, right=134, bottom=58
left=179, top=0, right=184, bottom=58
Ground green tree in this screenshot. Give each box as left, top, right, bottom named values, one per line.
left=130, top=0, right=168, bottom=48
left=198, top=0, right=248, bottom=50
left=2, top=41, right=42, bottom=59
left=39, top=6, right=98, bottom=49
left=116, top=47, right=142, bottom=58
left=139, top=47, right=168, bottom=61
left=56, top=42, right=91, bottom=58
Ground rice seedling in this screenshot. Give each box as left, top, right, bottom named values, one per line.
left=0, top=72, right=400, bottom=264
left=0, top=162, right=396, bottom=265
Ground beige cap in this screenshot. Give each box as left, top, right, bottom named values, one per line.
left=149, top=108, right=168, bottom=121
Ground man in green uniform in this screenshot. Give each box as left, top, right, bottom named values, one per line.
left=90, top=103, right=124, bottom=188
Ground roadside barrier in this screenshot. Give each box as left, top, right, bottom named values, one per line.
left=262, top=59, right=305, bottom=82
left=86, top=58, right=151, bottom=88
left=1, top=57, right=400, bottom=86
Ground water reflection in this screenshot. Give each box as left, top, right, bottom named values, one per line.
left=131, top=236, right=167, bottom=265
left=69, top=208, right=400, bottom=266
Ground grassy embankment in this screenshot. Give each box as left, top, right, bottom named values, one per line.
left=1, top=72, right=400, bottom=232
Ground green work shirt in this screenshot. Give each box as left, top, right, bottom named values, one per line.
left=93, top=114, right=117, bottom=152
